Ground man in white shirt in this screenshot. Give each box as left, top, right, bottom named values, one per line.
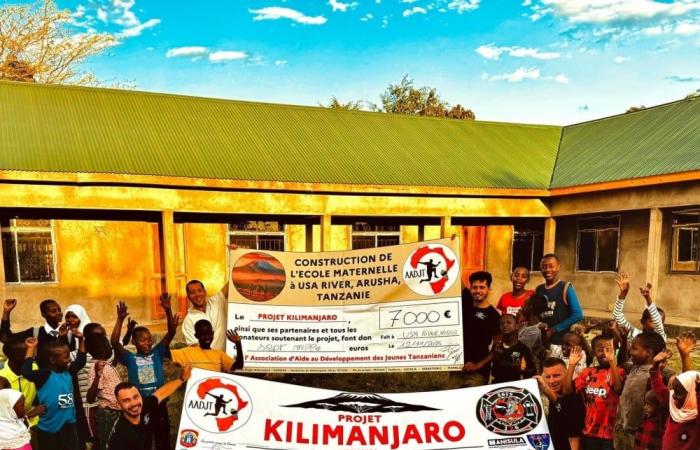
left=181, top=280, right=229, bottom=350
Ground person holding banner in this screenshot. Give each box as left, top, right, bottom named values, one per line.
left=107, top=365, right=192, bottom=450
left=182, top=279, right=230, bottom=351
left=460, top=271, right=500, bottom=387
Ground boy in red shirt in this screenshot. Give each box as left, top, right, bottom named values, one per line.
left=565, top=336, right=625, bottom=450
left=497, top=266, right=534, bottom=317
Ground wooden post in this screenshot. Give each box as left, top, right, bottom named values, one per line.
left=646, top=208, right=663, bottom=292
left=543, top=218, right=556, bottom=254
left=305, top=223, right=314, bottom=252
left=0, top=227, right=6, bottom=298
left=440, top=216, right=452, bottom=238
left=161, top=210, right=178, bottom=296
left=418, top=224, right=425, bottom=242
left=321, top=215, right=332, bottom=251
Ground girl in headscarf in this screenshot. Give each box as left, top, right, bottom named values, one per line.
left=651, top=367, right=700, bottom=450
left=0, top=376, right=45, bottom=450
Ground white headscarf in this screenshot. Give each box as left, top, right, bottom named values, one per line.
left=670, top=370, right=700, bottom=424
left=65, top=304, right=92, bottom=333
left=0, top=388, right=30, bottom=448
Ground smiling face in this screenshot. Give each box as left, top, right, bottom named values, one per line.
left=186, top=281, right=207, bottom=309
left=132, top=329, right=153, bottom=354
left=500, top=314, right=518, bottom=335
left=593, top=338, right=611, bottom=367
left=41, top=301, right=63, bottom=328
left=116, top=386, right=143, bottom=419
left=469, top=279, right=490, bottom=304
left=195, top=322, right=214, bottom=349
left=64, top=311, right=80, bottom=331
left=543, top=364, right=566, bottom=395
left=540, top=257, right=560, bottom=283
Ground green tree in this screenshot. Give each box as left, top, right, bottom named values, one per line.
left=323, top=96, right=364, bottom=111
left=0, top=0, right=117, bottom=85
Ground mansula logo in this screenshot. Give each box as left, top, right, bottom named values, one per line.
left=403, top=244, right=459, bottom=296
left=184, top=377, right=253, bottom=434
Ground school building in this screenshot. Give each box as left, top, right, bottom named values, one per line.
left=1, top=81, right=699, bottom=333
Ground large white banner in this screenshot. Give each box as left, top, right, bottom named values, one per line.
left=227, top=239, right=464, bottom=372
left=177, top=368, right=554, bottom=450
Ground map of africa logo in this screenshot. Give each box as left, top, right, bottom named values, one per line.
left=403, top=243, right=459, bottom=296
left=185, top=377, right=253, bottom=433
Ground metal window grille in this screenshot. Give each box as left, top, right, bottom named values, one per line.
left=575, top=216, right=620, bottom=272
left=228, top=221, right=286, bottom=251
left=1, top=219, right=57, bottom=283
left=351, top=222, right=400, bottom=249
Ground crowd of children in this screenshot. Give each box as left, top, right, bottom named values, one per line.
left=462, top=254, right=700, bottom=450
left=0, top=284, right=243, bottom=450
left=1, top=251, right=699, bottom=450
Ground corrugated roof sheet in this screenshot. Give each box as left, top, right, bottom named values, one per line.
left=551, top=96, right=700, bottom=188
left=0, top=81, right=561, bottom=190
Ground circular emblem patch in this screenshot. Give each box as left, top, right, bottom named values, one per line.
left=402, top=243, right=459, bottom=296
left=184, top=377, right=253, bottom=433
left=231, top=252, right=286, bottom=302
left=476, top=386, right=542, bottom=436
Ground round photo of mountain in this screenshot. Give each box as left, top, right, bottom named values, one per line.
left=231, top=252, right=286, bottom=302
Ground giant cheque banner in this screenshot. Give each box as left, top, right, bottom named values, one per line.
left=226, top=238, right=464, bottom=372
left=177, top=368, right=554, bottom=450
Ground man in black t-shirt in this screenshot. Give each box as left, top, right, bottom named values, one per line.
left=459, top=271, right=500, bottom=387
left=107, top=366, right=192, bottom=450
left=536, top=357, right=584, bottom=450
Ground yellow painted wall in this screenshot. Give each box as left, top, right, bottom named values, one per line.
left=5, top=220, right=157, bottom=332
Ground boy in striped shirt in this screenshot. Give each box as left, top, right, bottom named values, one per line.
left=613, top=272, right=666, bottom=341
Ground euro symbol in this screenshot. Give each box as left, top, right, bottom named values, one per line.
left=444, top=310, right=452, bottom=319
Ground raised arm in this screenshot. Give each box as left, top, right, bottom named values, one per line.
left=639, top=283, right=666, bottom=341
left=604, top=341, right=623, bottom=394
left=650, top=349, right=671, bottom=405
left=676, top=332, right=696, bottom=373
left=563, top=345, right=584, bottom=395
left=612, top=273, right=637, bottom=333
left=110, top=302, right=128, bottom=362
left=0, top=299, right=31, bottom=343
left=21, top=337, right=50, bottom=387
left=226, top=329, right=244, bottom=371
left=153, top=365, right=192, bottom=403
left=68, top=330, right=87, bottom=374
left=158, top=293, right=179, bottom=348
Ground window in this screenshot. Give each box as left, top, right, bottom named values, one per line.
left=1, top=219, right=57, bottom=283
left=351, top=222, right=400, bottom=249
left=228, top=220, right=285, bottom=251
left=576, top=216, right=620, bottom=272
left=671, top=210, right=700, bottom=272
left=511, top=229, right=544, bottom=271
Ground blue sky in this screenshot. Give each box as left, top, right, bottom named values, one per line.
left=51, top=0, right=700, bottom=124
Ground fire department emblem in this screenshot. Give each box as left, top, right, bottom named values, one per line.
left=476, top=387, right=542, bottom=436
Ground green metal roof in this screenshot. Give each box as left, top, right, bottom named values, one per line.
left=551, top=96, right=700, bottom=188
left=0, top=81, right=561, bottom=190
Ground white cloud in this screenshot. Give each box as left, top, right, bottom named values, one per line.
left=249, top=7, right=327, bottom=25
left=613, top=55, right=631, bottom=63
left=551, top=74, right=569, bottom=83
left=489, top=67, right=541, bottom=82
left=401, top=0, right=421, bottom=3
left=329, top=0, right=358, bottom=12
left=403, top=6, right=427, bottom=16
left=475, top=43, right=560, bottom=60
left=166, top=46, right=209, bottom=58
left=522, top=0, right=532, bottom=5
left=275, top=59, right=287, bottom=66
left=447, top=0, right=480, bottom=13
left=675, top=21, right=700, bottom=34
left=360, top=13, right=374, bottom=21
left=97, top=8, right=108, bottom=22
left=382, top=16, right=389, bottom=27
left=117, top=18, right=160, bottom=37
left=209, top=51, right=249, bottom=62
left=534, top=0, right=700, bottom=24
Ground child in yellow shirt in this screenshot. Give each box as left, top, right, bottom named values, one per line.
left=171, top=320, right=243, bottom=372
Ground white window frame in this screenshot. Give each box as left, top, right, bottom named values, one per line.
left=670, top=209, right=700, bottom=273
left=2, top=219, right=58, bottom=284
left=351, top=222, right=401, bottom=249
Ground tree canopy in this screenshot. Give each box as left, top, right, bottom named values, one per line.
left=326, top=75, right=476, bottom=120
left=0, top=0, right=117, bottom=85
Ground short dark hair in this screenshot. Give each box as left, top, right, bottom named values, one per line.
left=88, top=335, right=112, bottom=360
left=526, top=294, right=549, bottom=316
left=186, top=279, right=205, bottom=292
left=642, top=307, right=666, bottom=322
left=194, top=319, right=213, bottom=333
left=2, top=337, right=26, bottom=360
left=131, top=326, right=150, bottom=340
left=83, top=323, right=105, bottom=338
left=542, top=357, right=566, bottom=370
left=114, top=381, right=139, bottom=398
left=501, top=313, right=518, bottom=322
left=563, top=331, right=584, bottom=345
left=39, top=299, right=59, bottom=314
left=541, top=253, right=559, bottom=262
left=634, top=331, right=666, bottom=355
left=44, top=340, right=69, bottom=358
left=591, top=335, right=612, bottom=349
left=468, top=271, right=492, bottom=287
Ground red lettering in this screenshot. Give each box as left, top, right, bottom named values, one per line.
left=346, top=426, right=368, bottom=445
left=322, top=425, right=344, bottom=445
left=296, top=422, right=309, bottom=444
left=443, top=420, right=466, bottom=441
left=368, top=426, right=390, bottom=445
left=424, top=422, right=443, bottom=443
left=402, top=424, right=424, bottom=446
left=264, top=419, right=283, bottom=441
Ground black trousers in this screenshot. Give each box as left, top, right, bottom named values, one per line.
left=38, top=423, right=79, bottom=450
left=150, top=399, right=171, bottom=450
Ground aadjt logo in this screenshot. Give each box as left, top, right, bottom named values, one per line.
left=403, top=243, right=459, bottom=296
left=184, top=377, right=253, bottom=434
